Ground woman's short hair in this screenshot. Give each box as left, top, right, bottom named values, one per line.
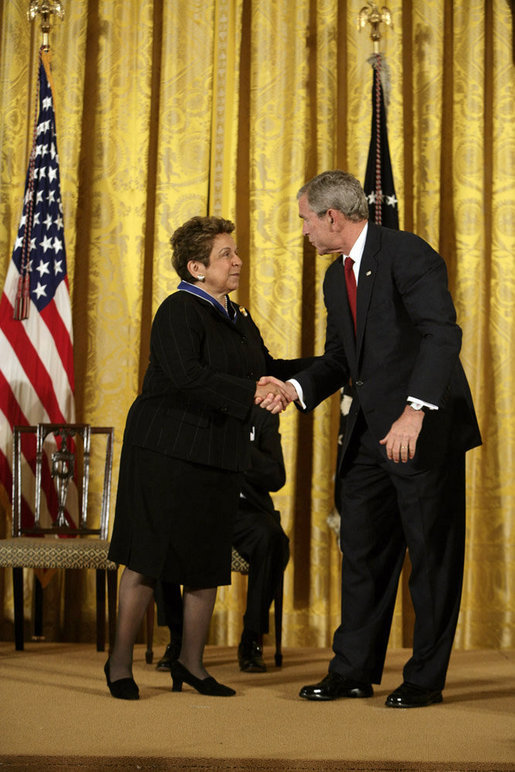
left=297, top=170, right=369, bottom=222
left=170, top=216, right=235, bottom=282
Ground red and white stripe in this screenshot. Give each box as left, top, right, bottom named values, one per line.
left=0, top=263, right=75, bottom=528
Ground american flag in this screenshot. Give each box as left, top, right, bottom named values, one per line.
left=0, top=48, right=75, bottom=530
left=363, top=53, right=399, bottom=229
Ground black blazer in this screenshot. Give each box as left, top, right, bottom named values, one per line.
left=294, top=223, right=481, bottom=468
left=123, top=290, right=308, bottom=472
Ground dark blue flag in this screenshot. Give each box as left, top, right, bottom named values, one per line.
left=363, top=53, right=399, bottom=229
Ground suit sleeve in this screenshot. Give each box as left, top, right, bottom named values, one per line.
left=392, top=234, right=462, bottom=405
left=287, top=266, right=350, bottom=412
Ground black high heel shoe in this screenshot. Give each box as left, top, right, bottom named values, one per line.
left=104, top=659, right=139, bottom=700
left=170, top=660, right=235, bottom=696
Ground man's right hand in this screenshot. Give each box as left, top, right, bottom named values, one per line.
left=254, top=376, right=298, bottom=414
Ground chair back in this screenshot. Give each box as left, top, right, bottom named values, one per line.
left=12, top=423, right=114, bottom=540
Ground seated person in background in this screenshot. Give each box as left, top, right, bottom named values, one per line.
left=155, top=405, right=289, bottom=673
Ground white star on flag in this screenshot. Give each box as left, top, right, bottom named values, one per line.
left=33, top=282, right=47, bottom=299
left=36, top=260, right=50, bottom=277
left=40, top=235, right=53, bottom=252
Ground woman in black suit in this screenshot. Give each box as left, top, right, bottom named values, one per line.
left=105, top=215, right=303, bottom=699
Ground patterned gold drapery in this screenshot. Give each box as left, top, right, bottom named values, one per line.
left=0, top=0, right=513, bottom=650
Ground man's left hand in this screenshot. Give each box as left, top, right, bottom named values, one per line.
left=379, top=405, right=424, bottom=463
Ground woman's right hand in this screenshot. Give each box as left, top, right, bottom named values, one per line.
left=254, top=377, right=293, bottom=414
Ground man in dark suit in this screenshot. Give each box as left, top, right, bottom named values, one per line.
left=155, top=405, right=289, bottom=673
left=258, top=170, right=481, bottom=708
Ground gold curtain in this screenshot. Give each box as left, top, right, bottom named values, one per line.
left=0, top=0, right=513, bottom=650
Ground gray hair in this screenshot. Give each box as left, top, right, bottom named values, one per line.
left=297, top=170, right=369, bottom=223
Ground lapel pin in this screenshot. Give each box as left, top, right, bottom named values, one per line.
left=366, top=270, right=372, bottom=276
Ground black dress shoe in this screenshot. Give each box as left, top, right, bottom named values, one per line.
left=299, top=672, right=373, bottom=701
left=238, top=639, right=267, bottom=673
left=385, top=681, right=443, bottom=708
left=156, top=639, right=182, bottom=672
left=104, top=660, right=139, bottom=700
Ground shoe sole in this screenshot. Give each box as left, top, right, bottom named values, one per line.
left=299, top=689, right=373, bottom=701
left=385, top=694, right=443, bottom=708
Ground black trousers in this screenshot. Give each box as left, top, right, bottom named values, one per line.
left=156, top=500, right=289, bottom=637
left=332, top=413, right=466, bottom=691
left=233, top=499, right=289, bottom=635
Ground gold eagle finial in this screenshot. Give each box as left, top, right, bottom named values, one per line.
left=28, top=1, right=65, bottom=49
left=357, top=2, right=393, bottom=53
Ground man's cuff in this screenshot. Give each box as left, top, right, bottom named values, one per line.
left=288, top=379, right=306, bottom=409
left=407, top=396, right=438, bottom=411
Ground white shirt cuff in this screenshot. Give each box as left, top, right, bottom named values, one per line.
left=407, top=397, right=439, bottom=411
left=288, top=379, right=306, bottom=409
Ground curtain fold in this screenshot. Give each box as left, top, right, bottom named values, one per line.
left=0, top=0, right=513, bottom=650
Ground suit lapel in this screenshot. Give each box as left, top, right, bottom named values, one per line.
left=328, top=259, right=358, bottom=371
left=232, top=306, right=251, bottom=337
left=356, top=224, right=381, bottom=356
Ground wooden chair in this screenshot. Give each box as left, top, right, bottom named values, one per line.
left=144, top=547, right=284, bottom=667
left=0, top=423, right=117, bottom=652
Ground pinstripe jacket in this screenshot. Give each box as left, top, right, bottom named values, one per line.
left=123, top=290, right=309, bottom=472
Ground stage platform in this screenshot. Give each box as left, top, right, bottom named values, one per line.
left=0, top=642, right=513, bottom=770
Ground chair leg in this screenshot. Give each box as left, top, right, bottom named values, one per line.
left=107, top=568, right=118, bottom=655
left=145, top=599, right=155, bottom=664
left=12, top=567, right=24, bottom=651
left=96, top=569, right=106, bottom=652
left=274, top=571, right=284, bottom=667
left=33, top=575, right=44, bottom=640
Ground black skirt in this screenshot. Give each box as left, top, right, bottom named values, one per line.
left=108, top=444, right=242, bottom=588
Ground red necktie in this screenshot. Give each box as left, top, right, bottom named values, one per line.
left=344, top=256, right=357, bottom=332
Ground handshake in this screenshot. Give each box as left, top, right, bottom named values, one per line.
left=254, top=376, right=299, bottom=414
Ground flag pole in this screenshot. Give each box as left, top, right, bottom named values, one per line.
left=358, top=1, right=398, bottom=229
left=27, top=0, right=65, bottom=50
left=0, top=0, right=74, bottom=601
left=13, top=3, right=65, bottom=320
left=334, top=2, right=398, bottom=516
